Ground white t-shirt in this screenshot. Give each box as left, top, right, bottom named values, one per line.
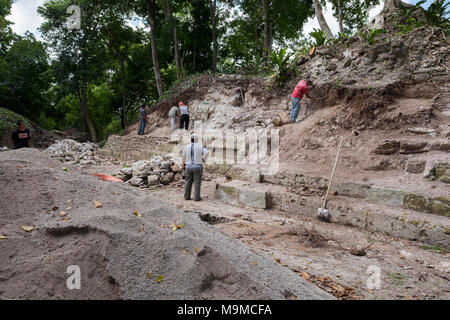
left=183, top=143, right=208, bottom=169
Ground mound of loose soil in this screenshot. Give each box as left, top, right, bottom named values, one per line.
left=0, top=148, right=332, bottom=300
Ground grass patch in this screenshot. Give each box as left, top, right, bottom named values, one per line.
left=421, top=244, right=447, bottom=254
left=388, top=273, right=408, bottom=285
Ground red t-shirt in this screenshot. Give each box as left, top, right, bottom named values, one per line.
left=291, top=80, right=308, bottom=99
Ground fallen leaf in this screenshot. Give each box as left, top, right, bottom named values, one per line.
left=300, top=272, right=311, bottom=280
left=66, top=207, right=72, bottom=211
left=17, top=165, right=23, bottom=168
left=67, top=200, right=72, bottom=205
left=62, top=167, right=67, bottom=171
left=182, top=249, right=191, bottom=255
left=52, top=206, right=59, bottom=211
left=133, top=210, right=142, bottom=218
left=172, top=224, right=178, bottom=231
left=147, top=273, right=153, bottom=279
left=138, top=226, right=144, bottom=232
left=94, top=201, right=103, bottom=208
left=62, top=217, right=71, bottom=221
left=0, top=235, right=7, bottom=240
left=60, top=211, right=67, bottom=217
left=195, top=248, right=201, bottom=253
left=177, top=223, right=184, bottom=229
left=156, top=275, right=164, bottom=283
left=252, top=261, right=257, bottom=265
left=21, top=226, right=34, bottom=232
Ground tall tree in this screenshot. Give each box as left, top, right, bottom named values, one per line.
left=163, top=0, right=182, bottom=78
left=209, top=0, right=218, bottom=73
left=146, top=0, right=164, bottom=97
left=312, top=0, right=333, bottom=39
left=38, top=0, right=107, bottom=141
left=261, top=0, right=271, bottom=67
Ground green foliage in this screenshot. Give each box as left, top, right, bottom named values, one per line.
left=424, top=0, right=450, bottom=32
left=398, top=0, right=426, bottom=19
left=330, top=0, right=381, bottom=33
left=309, top=28, right=327, bottom=47
left=269, top=47, right=292, bottom=85
left=363, top=28, right=387, bottom=45
left=0, top=32, right=51, bottom=125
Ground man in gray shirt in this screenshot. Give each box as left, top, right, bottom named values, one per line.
left=168, top=105, right=178, bottom=130
left=183, top=134, right=208, bottom=201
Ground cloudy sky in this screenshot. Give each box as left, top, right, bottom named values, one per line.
left=6, top=0, right=434, bottom=40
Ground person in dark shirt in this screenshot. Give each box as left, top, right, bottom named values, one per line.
left=138, top=104, right=148, bottom=135
left=11, top=120, right=30, bottom=149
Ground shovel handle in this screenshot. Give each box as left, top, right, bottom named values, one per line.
left=322, top=137, right=344, bottom=209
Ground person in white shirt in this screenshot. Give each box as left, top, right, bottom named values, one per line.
left=183, top=134, right=208, bottom=201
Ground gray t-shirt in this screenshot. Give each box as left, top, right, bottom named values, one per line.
left=168, top=106, right=178, bottom=117
left=179, top=105, right=189, bottom=115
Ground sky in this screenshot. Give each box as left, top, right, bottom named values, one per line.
left=5, top=0, right=440, bottom=40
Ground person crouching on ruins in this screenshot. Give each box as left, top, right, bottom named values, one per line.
left=168, top=105, right=179, bottom=130
left=183, top=134, right=208, bottom=201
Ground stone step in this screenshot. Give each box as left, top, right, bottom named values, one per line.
left=230, top=168, right=450, bottom=216
left=215, top=180, right=450, bottom=249
left=372, top=138, right=450, bottom=155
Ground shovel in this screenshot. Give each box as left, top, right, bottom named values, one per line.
left=318, top=137, right=343, bottom=222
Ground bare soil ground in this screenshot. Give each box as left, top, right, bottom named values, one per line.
left=119, top=171, right=450, bottom=300
left=0, top=149, right=332, bottom=300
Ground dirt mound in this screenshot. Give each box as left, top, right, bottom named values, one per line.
left=0, top=148, right=332, bottom=299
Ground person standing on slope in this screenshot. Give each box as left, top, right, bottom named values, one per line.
left=179, top=101, right=190, bottom=131
left=290, top=79, right=316, bottom=123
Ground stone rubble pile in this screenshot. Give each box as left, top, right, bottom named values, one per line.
left=114, top=154, right=185, bottom=188
left=44, top=139, right=105, bottom=166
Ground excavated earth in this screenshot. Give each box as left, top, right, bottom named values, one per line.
left=0, top=148, right=332, bottom=300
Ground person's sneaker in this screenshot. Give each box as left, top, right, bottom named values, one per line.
left=194, top=198, right=202, bottom=202
left=185, top=197, right=192, bottom=200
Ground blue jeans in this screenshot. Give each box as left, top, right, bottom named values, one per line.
left=138, top=119, right=146, bottom=135
left=290, top=97, right=301, bottom=122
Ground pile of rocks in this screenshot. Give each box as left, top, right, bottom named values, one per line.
left=115, top=155, right=184, bottom=188
left=44, top=139, right=104, bottom=166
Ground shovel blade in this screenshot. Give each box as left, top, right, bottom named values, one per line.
left=317, top=207, right=330, bottom=222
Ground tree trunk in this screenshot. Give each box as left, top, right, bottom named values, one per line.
left=338, top=0, right=344, bottom=34
left=312, top=0, right=333, bottom=39
left=382, top=0, right=412, bottom=13
left=163, top=0, right=182, bottom=79
left=146, top=0, right=163, bottom=97
left=80, top=82, right=97, bottom=142
left=121, top=58, right=126, bottom=129
left=262, top=0, right=271, bottom=67
left=209, top=0, right=218, bottom=74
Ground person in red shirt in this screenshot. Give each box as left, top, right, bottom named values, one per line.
left=290, top=79, right=316, bottom=122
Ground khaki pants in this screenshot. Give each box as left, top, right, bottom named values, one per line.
left=184, top=167, right=203, bottom=201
